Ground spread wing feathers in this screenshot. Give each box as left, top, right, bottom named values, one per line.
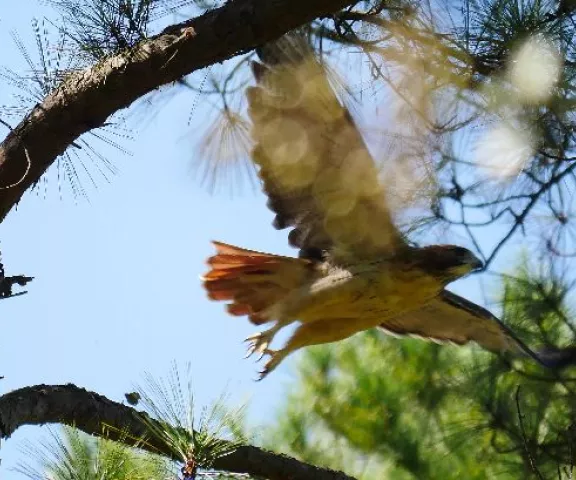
left=247, top=34, right=406, bottom=262
left=202, top=241, right=312, bottom=325
left=380, top=289, right=576, bottom=369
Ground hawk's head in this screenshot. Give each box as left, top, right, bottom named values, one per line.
left=418, top=245, right=483, bottom=282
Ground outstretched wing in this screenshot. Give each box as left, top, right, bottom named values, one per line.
left=379, top=289, right=576, bottom=368
left=247, top=34, right=407, bottom=262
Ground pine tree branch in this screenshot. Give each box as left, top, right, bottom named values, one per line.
left=0, top=0, right=355, bottom=222
left=0, top=384, right=356, bottom=480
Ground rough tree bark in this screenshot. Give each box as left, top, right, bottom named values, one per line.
left=0, top=384, right=357, bottom=480
left=0, top=0, right=355, bottom=222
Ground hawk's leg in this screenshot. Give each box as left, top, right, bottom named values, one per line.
left=244, top=319, right=293, bottom=359
left=257, top=317, right=363, bottom=380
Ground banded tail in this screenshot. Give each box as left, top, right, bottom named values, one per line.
left=202, top=242, right=312, bottom=325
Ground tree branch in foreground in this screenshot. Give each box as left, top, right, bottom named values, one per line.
left=0, top=384, right=356, bottom=480
left=0, top=0, right=354, bottom=222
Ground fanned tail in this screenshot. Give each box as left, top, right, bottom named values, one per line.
left=202, top=241, right=312, bottom=325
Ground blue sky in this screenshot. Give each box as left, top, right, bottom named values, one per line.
left=0, top=2, right=529, bottom=477
left=0, top=2, right=302, bottom=475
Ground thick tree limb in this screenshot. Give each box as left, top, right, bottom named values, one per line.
left=0, top=0, right=355, bottom=222
left=0, top=384, right=356, bottom=480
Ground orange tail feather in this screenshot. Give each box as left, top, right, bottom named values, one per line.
left=202, top=241, right=311, bottom=325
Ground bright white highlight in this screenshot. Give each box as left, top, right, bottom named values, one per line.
left=475, top=122, right=535, bottom=179
left=508, top=35, right=561, bottom=104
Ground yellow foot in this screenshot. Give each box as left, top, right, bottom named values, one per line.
left=255, top=349, right=284, bottom=381
left=244, top=331, right=274, bottom=360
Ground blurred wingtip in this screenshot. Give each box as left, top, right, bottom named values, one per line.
left=534, top=346, right=576, bottom=369
left=256, top=31, right=314, bottom=66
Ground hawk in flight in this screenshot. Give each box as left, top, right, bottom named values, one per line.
left=202, top=34, right=576, bottom=380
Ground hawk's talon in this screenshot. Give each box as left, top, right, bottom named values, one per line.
left=256, top=366, right=271, bottom=381
left=243, top=345, right=256, bottom=359
left=255, top=349, right=279, bottom=381
left=243, top=331, right=274, bottom=360
left=243, top=332, right=260, bottom=343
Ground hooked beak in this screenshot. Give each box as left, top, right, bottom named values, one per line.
left=470, top=258, right=484, bottom=272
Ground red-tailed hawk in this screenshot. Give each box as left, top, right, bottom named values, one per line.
left=202, top=34, right=576, bottom=380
